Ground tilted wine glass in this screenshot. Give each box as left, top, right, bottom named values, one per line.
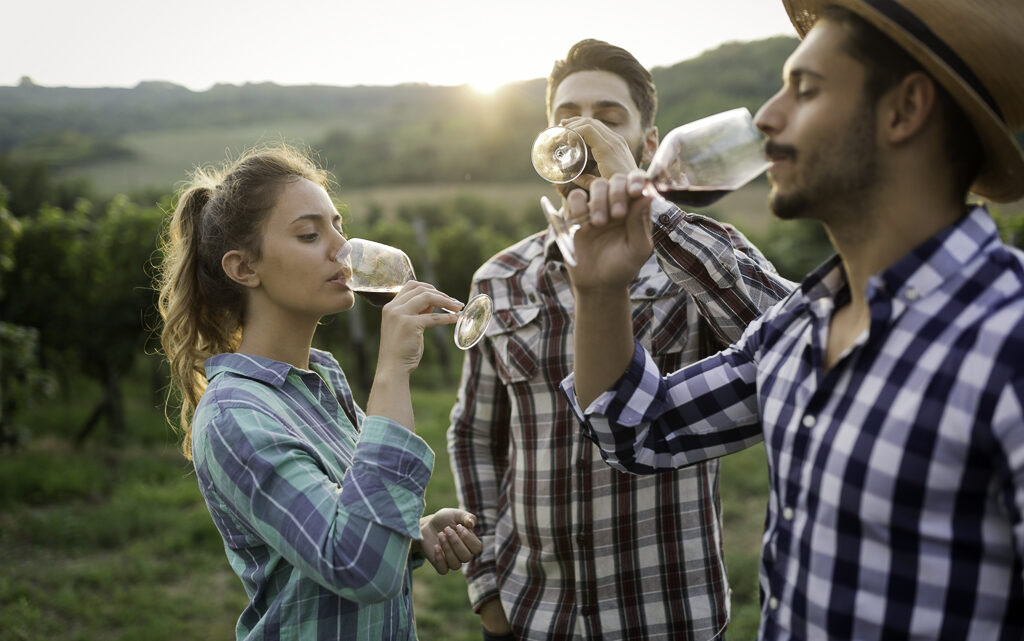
left=531, top=107, right=771, bottom=266
left=530, top=125, right=590, bottom=265
left=341, top=238, right=493, bottom=350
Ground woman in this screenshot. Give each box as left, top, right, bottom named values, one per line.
left=156, top=144, right=480, bottom=640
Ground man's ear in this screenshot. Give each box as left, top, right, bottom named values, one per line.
left=222, top=250, right=260, bottom=288
left=881, top=71, right=936, bottom=146
left=640, top=125, right=659, bottom=165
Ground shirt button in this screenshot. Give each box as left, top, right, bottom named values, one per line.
left=801, top=414, right=816, bottom=428
left=645, top=287, right=656, bottom=296
left=659, top=213, right=672, bottom=225
left=769, top=597, right=779, bottom=610
left=904, top=287, right=920, bottom=301
left=783, top=507, right=794, bottom=521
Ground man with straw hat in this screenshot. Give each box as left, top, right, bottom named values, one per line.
left=559, top=0, right=1024, bottom=639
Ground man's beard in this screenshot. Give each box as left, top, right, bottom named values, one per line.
left=555, top=140, right=646, bottom=199
left=768, top=102, right=879, bottom=222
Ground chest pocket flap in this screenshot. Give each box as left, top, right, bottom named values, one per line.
left=629, top=273, right=692, bottom=357
left=485, top=304, right=542, bottom=384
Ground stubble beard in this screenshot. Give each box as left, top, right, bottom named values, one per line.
left=769, top=102, right=879, bottom=224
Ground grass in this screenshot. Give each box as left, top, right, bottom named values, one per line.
left=0, top=359, right=770, bottom=640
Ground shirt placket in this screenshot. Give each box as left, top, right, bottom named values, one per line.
left=572, top=431, right=598, bottom=639
left=764, top=313, right=826, bottom=628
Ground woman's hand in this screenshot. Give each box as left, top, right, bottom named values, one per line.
left=418, top=508, right=482, bottom=575
left=376, top=280, right=461, bottom=376
left=365, top=280, right=460, bottom=429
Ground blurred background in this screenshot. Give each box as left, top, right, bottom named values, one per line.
left=2, top=2, right=1023, bottom=639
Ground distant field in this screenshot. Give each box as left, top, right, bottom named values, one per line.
left=64, top=120, right=341, bottom=195
left=63, top=131, right=1022, bottom=243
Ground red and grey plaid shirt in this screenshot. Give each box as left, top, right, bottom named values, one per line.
left=447, top=201, right=794, bottom=641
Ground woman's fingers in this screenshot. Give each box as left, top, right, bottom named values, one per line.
left=385, top=281, right=462, bottom=324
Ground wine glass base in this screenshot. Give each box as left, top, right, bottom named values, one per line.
left=454, top=293, right=493, bottom=350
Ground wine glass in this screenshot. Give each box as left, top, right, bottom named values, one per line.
left=532, top=107, right=770, bottom=266
left=531, top=125, right=590, bottom=184
left=341, top=238, right=493, bottom=350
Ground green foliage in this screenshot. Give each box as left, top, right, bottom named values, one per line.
left=1, top=195, right=164, bottom=443
left=653, top=37, right=799, bottom=132
left=746, top=218, right=834, bottom=282
left=991, top=204, right=1024, bottom=250
left=0, top=323, right=58, bottom=446
left=0, top=153, right=96, bottom=217
left=0, top=188, right=57, bottom=446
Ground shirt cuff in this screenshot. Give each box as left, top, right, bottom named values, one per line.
left=466, top=570, right=500, bottom=612
left=341, top=417, right=435, bottom=540
left=560, top=339, right=667, bottom=427
left=651, top=200, right=741, bottom=290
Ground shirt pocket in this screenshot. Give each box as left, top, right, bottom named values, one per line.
left=485, top=304, right=542, bottom=385
left=630, top=280, right=693, bottom=368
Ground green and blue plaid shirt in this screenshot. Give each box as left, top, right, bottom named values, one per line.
left=191, top=348, right=434, bottom=641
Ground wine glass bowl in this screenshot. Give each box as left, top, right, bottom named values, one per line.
left=343, top=238, right=492, bottom=350
left=647, top=107, right=770, bottom=207
left=529, top=108, right=770, bottom=265
left=531, top=126, right=590, bottom=184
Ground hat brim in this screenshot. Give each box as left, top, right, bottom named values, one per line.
left=782, top=0, right=1024, bottom=202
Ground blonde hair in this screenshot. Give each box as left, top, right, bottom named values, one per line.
left=156, top=144, right=329, bottom=459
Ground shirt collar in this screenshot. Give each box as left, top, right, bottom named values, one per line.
left=869, top=205, right=997, bottom=303
left=797, top=205, right=997, bottom=308
left=205, top=348, right=337, bottom=389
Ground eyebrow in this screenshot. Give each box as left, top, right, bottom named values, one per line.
left=784, top=66, right=826, bottom=83
left=290, top=212, right=342, bottom=225
left=553, top=99, right=630, bottom=113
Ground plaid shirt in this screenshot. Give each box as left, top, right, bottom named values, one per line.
left=562, top=207, right=1024, bottom=640
left=191, top=349, right=434, bottom=641
left=448, top=201, right=793, bottom=641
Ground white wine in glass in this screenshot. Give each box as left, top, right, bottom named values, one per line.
left=343, top=238, right=493, bottom=350
left=531, top=107, right=770, bottom=265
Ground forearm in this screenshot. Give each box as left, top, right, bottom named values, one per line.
left=652, top=206, right=794, bottom=340
left=366, top=367, right=413, bottom=430
left=573, top=284, right=635, bottom=409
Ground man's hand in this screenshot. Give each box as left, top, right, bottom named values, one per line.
left=564, top=170, right=654, bottom=294
left=558, top=116, right=642, bottom=194
left=564, top=170, right=653, bottom=408
left=479, top=597, right=512, bottom=634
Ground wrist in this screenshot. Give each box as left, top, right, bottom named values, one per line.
left=571, top=283, right=631, bottom=305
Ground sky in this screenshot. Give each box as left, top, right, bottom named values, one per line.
left=3, top=0, right=797, bottom=93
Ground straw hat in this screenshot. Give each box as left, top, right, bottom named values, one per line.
left=781, top=0, right=1024, bottom=202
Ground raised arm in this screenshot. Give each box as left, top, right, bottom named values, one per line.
left=564, top=173, right=656, bottom=406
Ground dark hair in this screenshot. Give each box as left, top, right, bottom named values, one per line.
left=547, top=39, right=658, bottom=129
left=821, top=5, right=984, bottom=196
left=156, top=143, right=330, bottom=458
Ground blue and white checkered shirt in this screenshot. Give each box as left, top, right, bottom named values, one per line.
left=562, top=206, right=1024, bottom=640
